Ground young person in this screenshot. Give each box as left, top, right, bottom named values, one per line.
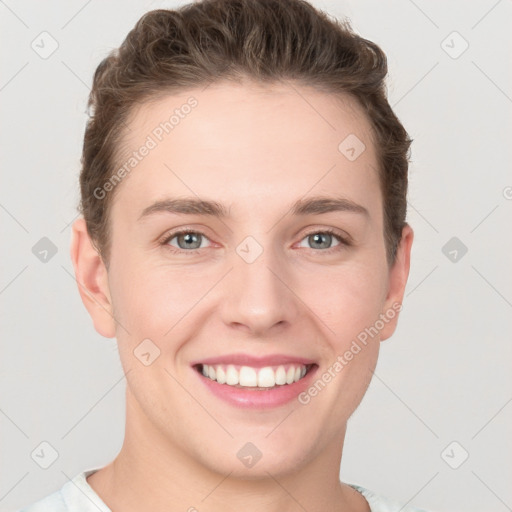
left=19, top=0, right=429, bottom=510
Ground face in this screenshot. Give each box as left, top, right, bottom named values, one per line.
left=73, top=80, right=412, bottom=479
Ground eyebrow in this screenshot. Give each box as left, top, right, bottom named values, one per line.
left=138, top=195, right=369, bottom=220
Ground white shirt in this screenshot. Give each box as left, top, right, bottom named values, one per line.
left=17, top=467, right=430, bottom=512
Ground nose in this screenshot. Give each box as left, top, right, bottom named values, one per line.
left=218, top=238, right=301, bottom=337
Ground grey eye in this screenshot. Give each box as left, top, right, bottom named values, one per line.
left=299, top=232, right=341, bottom=250
left=170, top=232, right=205, bottom=250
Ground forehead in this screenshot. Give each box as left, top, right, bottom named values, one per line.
left=110, top=80, right=381, bottom=223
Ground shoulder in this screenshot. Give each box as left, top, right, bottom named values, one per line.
left=349, top=483, right=432, bottom=512
left=16, top=469, right=110, bottom=512
left=16, top=487, right=67, bottom=512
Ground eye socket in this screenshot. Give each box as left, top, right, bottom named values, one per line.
left=160, top=227, right=351, bottom=255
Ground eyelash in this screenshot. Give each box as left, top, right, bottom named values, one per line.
left=159, top=228, right=351, bottom=256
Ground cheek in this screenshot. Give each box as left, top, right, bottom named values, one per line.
left=297, top=261, right=388, bottom=344
left=108, top=256, right=217, bottom=344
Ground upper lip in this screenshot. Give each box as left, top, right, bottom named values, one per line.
left=191, top=353, right=317, bottom=368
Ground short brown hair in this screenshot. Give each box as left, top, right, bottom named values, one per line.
left=79, top=0, right=412, bottom=267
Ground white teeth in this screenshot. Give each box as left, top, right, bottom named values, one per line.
left=216, top=365, right=226, bottom=384
left=225, top=364, right=239, bottom=385
left=257, top=367, right=276, bottom=388
left=200, top=363, right=310, bottom=388
left=239, top=366, right=257, bottom=386
left=275, top=365, right=287, bottom=385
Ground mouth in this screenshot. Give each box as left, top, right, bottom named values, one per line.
left=191, top=358, right=319, bottom=409
left=193, top=363, right=317, bottom=390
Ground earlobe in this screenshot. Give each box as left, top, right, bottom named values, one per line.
left=379, top=224, right=414, bottom=341
left=70, top=217, right=117, bottom=339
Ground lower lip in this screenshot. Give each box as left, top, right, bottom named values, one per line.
left=194, top=365, right=318, bottom=409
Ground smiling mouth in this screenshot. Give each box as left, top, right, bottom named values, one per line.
left=194, top=363, right=317, bottom=390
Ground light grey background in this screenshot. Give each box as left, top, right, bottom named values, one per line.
left=1, top=0, right=511, bottom=511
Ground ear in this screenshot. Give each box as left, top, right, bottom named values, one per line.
left=70, top=217, right=116, bottom=338
left=379, top=223, right=414, bottom=341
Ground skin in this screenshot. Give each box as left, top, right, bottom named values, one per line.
left=71, top=80, right=413, bottom=512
